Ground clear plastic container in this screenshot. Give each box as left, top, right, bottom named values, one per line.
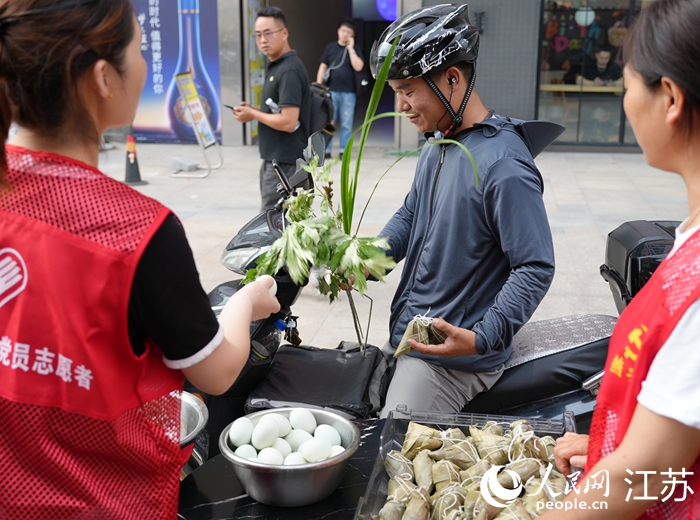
left=352, top=406, right=577, bottom=519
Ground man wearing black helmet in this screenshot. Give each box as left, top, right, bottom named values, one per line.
left=371, top=4, right=556, bottom=416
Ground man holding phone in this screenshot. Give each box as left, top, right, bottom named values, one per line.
left=230, top=7, right=311, bottom=211
left=316, top=20, right=365, bottom=160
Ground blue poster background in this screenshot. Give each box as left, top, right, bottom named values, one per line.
left=131, top=0, right=222, bottom=144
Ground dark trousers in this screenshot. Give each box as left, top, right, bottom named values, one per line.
left=259, top=160, right=296, bottom=211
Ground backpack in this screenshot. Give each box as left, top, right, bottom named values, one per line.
left=309, top=82, right=335, bottom=136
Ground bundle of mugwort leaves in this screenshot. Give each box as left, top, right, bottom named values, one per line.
left=243, top=151, right=397, bottom=356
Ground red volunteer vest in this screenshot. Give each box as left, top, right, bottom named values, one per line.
left=0, top=146, right=186, bottom=519
left=587, top=227, right=700, bottom=519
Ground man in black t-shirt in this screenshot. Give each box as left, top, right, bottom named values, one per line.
left=231, top=7, right=311, bottom=211
left=575, top=45, right=623, bottom=87
left=316, top=20, right=365, bottom=159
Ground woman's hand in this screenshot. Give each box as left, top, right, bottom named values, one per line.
left=237, top=275, right=280, bottom=321
left=554, top=432, right=589, bottom=476
left=407, top=318, right=478, bottom=357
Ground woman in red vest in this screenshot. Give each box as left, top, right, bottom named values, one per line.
left=0, top=1, right=279, bottom=518
left=542, top=0, right=700, bottom=518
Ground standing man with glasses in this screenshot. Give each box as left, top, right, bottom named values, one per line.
left=231, top=7, right=311, bottom=211
left=316, top=20, right=365, bottom=160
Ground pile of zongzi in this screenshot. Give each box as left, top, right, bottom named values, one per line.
left=377, top=419, right=570, bottom=520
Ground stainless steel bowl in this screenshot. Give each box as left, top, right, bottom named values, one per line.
left=219, top=408, right=360, bottom=507
left=180, top=391, right=209, bottom=447
left=180, top=391, right=210, bottom=481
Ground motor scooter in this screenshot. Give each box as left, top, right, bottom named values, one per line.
left=191, top=130, right=677, bottom=459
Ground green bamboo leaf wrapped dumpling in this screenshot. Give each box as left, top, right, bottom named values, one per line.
left=401, top=422, right=443, bottom=460
left=384, top=450, right=414, bottom=481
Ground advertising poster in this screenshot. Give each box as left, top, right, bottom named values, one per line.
left=175, top=73, right=217, bottom=148
left=132, top=0, right=222, bottom=144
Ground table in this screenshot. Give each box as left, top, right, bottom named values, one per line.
left=178, top=419, right=383, bottom=520
left=539, top=84, right=624, bottom=94
left=540, top=84, right=625, bottom=95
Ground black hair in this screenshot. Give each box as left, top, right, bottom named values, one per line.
left=431, top=61, right=474, bottom=86
left=623, top=0, right=700, bottom=134
left=257, top=6, right=286, bottom=27
left=339, top=19, right=356, bottom=32
left=594, top=43, right=613, bottom=54
left=0, top=0, right=134, bottom=186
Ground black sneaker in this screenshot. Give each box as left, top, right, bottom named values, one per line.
left=324, top=152, right=331, bottom=159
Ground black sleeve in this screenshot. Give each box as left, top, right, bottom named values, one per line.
left=128, top=214, right=221, bottom=360
left=278, top=66, right=305, bottom=109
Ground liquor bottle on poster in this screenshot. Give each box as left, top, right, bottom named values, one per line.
left=166, top=0, right=220, bottom=142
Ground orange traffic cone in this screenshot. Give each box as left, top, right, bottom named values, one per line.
left=124, top=133, right=147, bottom=186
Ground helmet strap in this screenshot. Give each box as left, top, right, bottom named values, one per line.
left=423, top=61, right=477, bottom=138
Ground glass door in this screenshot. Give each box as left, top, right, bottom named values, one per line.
left=537, top=0, right=640, bottom=145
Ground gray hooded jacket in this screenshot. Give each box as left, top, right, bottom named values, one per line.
left=381, top=113, right=555, bottom=372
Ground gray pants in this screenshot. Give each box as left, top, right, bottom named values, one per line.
left=380, top=354, right=504, bottom=418
left=260, top=160, right=295, bottom=211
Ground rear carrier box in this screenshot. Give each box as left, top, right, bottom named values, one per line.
left=600, top=220, right=679, bottom=314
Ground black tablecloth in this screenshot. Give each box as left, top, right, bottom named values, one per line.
left=178, top=419, right=383, bottom=520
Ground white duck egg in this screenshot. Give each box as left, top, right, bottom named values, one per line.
left=257, top=447, right=284, bottom=465
left=284, top=429, right=313, bottom=451
left=301, top=437, right=332, bottom=463
left=332, top=420, right=352, bottom=447
left=251, top=419, right=279, bottom=450
left=330, top=445, right=345, bottom=457
left=258, top=274, right=277, bottom=296
left=257, top=414, right=281, bottom=435
left=296, top=439, right=310, bottom=454
left=227, top=417, right=254, bottom=447
left=289, top=408, right=317, bottom=434
left=234, top=444, right=257, bottom=460
left=272, top=437, right=292, bottom=458
left=284, top=452, right=307, bottom=466
left=314, top=424, right=341, bottom=446
left=265, top=413, right=292, bottom=437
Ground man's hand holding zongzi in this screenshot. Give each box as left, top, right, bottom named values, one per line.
left=407, top=318, right=478, bottom=357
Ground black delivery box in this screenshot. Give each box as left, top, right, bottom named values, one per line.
left=600, top=220, right=680, bottom=314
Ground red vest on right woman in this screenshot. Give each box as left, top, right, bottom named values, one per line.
left=587, top=228, right=700, bottom=519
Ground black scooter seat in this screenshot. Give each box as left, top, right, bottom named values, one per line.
left=462, top=315, right=616, bottom=413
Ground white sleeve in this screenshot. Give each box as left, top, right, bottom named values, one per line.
left=162, top=323, right=225, bottom=370
left=637, top=297, right=700, bottom=429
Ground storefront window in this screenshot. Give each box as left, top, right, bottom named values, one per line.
left=537, top=1, right=653, bottom=145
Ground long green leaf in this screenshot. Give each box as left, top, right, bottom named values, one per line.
left=340, top=36, right=399, bottom=235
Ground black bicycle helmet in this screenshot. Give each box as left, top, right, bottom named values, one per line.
left=369, top=4, right=479, bottom=137
left=369, top=3, right=478, bottom=80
